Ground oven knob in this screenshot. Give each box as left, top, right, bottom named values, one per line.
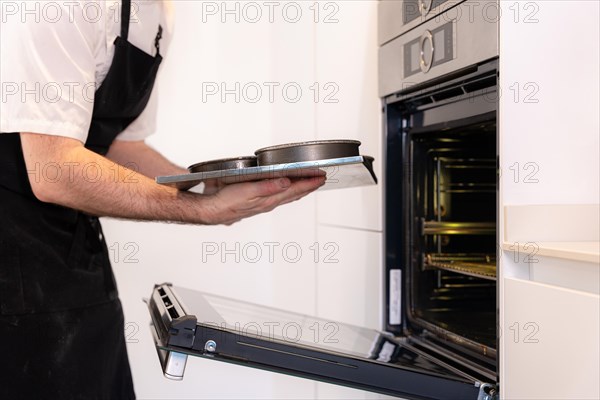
left=419, top=30, right=434, bottom=73
left=419, top=0, right=433, bottom=16
left=204, top=340, right=217, bottom=353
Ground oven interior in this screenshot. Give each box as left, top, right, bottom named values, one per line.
left=386, top=60, right=498, bottom=382
left=409, top=119, right=497, bottom=349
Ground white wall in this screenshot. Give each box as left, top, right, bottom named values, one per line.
left=101, top=1, right=384, bottom=399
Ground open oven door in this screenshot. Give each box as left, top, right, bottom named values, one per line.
left=146, top=283, right=496, bottom=400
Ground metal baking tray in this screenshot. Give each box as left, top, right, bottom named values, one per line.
left=156, top=156, right=377, bottom=191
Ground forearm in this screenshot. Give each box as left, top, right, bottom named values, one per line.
left=105, top=139, right=187, bottom=178
left=21, top=133, right=209, bottom=223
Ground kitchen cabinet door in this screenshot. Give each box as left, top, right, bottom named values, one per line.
left=502, top=278, right=600, bottom=400
left=316, top=226, right=383, bottom=330
left=314, top=1, right=382, bottom=232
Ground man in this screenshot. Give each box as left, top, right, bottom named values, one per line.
left=0, top=1, right=324, bottom=398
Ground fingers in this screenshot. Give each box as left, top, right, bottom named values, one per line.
left=202, top=178, right=286, bottom=224
left=247, top=178, right=292, bottom=198
left=201, top=178, right=227, bottom=195
left=266, top=175, right=326, bottom=207
left=216, top=178, right=292, bottom=212
left=203, top=176, right=326, bottom=225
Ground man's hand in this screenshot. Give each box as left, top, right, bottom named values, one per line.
left=20, top=132, right=325, bottom=225
left=202, top=176, right=325, bottom=225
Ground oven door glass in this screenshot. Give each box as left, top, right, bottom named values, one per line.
left=148, top=284, right=489, bottom=400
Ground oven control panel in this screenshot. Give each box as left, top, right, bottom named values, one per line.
left=379, top=1, right=498, bottom=97
left=403, top=21, right=454, bottom=77
left=379, top=0, right=461, bottom=45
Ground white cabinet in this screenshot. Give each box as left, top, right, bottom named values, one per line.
left=499, top=1, right=599, bottom=206
left=314, top=1, right=382, bottom=232
left=499, top=1, right=600, bottom=398
left=313, top=226, right=385, bottom=399
left=316, top=226, right=383, bottom=330
left=500, top=204, right=600, bottom=398
left=502, top=278, right=600, bottom=400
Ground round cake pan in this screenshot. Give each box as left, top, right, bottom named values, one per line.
left=255, top=139, right=361, bottom=166
left=188, top=156, right=257, bottom=173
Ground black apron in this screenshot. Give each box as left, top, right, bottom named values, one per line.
left=0, top=1, right=162, bottom=398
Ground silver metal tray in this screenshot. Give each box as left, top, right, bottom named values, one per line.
left=156, top=156, right=377, bottom=191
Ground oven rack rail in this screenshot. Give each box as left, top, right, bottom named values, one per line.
left=421, top=221, right=496, bottom=236
left=423, top=253, right=497, bottom=281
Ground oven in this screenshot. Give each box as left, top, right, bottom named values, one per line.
left=379, top=1, right=499, bottom=394
left=146, top=2, right=500, bottom=399
left=382, top=0, right=499, bottom=394
left=384, top=59, right=498, bottom=385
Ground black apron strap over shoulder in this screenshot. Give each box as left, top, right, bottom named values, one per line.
left=88, top=0, right=163, bottom=155
left=120, top=0, right=131, bottom=39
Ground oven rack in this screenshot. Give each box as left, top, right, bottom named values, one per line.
left=423, top=253, right=496, bottom=281
left=421, top=221, right=496, bottom=236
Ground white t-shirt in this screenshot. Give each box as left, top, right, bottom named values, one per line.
left=0, top=0, right=174, bottom=143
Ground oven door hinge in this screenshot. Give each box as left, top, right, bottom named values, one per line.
left=476, top=383, right=498, bottom=400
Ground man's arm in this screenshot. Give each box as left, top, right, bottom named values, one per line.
left=20, top=133, right=325, bottom=225
left=105, top=139, right=186, bottom=178
left=106, top=140, right=231, bottom=194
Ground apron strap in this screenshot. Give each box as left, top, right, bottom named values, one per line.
left=120, top=0, right=163, bottom=57
left=120, top=0, right=131, bottom=40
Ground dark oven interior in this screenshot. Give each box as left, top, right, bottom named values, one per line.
left=385, top=59, right=498, bottom=381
